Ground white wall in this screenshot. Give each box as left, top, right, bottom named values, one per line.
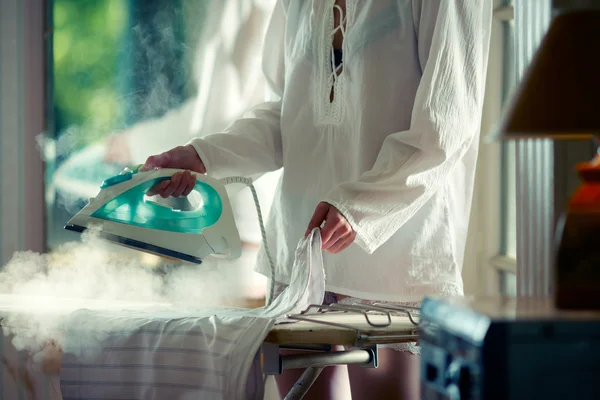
left=0, top=0, right=46, bottom=265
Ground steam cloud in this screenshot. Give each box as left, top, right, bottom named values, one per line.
left=1, top=227, right=249, bottom=354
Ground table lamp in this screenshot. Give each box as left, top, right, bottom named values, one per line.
left=493, top=8, right=600, bottom=309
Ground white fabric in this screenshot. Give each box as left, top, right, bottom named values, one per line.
left=189, top=0, right=493, bottom=302
left=120, top=0, right=280, bottom=245
left=59, top=229, right=325, bottom=400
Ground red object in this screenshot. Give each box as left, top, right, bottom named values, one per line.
left=569, top=158, right=600, bottom=210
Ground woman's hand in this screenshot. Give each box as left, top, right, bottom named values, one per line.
left=141, top=145, right=206, bottom=198
left=306, top=202, right=356, bottom=254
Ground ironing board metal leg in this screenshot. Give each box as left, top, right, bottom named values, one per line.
left=283, top=367, right=325, bottom=400
left=264, top=346, right=377, bottom=399
left=281, top=349, right=373, bottom=370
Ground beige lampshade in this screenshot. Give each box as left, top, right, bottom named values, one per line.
left=494, top=9, right=600, bottom=140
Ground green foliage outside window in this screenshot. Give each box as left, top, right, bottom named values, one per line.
left=53, top=0, right=129, bottom=148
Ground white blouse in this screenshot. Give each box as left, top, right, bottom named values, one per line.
left=190, top=0, right=492, bottom=302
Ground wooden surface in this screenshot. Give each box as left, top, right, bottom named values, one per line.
left=264, top=312, right=419, bottom=346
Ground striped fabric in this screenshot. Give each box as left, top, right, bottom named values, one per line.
left=60, top=313, right=272, bottom=400
left=58, top=229, right=325, bottom=400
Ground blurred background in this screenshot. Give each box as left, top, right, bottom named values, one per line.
left=48, top=0, right=201, bottom=249
left=2, top=0, right=281, bottom=304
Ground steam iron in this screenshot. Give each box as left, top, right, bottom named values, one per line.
left=64, top=165, right=242, bottom=264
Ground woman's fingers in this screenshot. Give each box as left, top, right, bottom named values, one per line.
left=140, top=145, right=206, bottom=198
left=172, top=171, right=193, bottom=197
left=322, top=225, right=351, bottom=251
left=326, top=225, right=357, bottom=254
left=141, top=145, right=206, bottom=174
left=306, top=202, right=330, bottom=237
left=182, top=174, right=197, bottom=197
left=306, top=202, right=356, bottom=254
left=146, top=181, right=169, bottom=197
left=160, top=172, right=184, bottom=198
left=141, top=151, right=171, bottom=171
left=146, top=172, right=196, bottom=198
left=319, top=206, right=356, bottom=253
left=319, top=216, right=339, bottom=247
left=327, top=235, right=355, bottom=254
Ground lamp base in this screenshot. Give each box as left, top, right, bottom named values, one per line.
left=555, top=198, right=600, bottom=310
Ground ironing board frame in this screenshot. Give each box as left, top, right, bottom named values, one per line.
left=262, top=303, right=420, bottom=400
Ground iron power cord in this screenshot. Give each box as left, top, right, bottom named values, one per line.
left=222, top=176, right=276, bottom=306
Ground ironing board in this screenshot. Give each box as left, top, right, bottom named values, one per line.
left=262, top=303, right=420, bottom=400
left=0, top=301, right=419, bottom=400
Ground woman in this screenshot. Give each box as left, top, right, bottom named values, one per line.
left=142, top=0, right=492, bottom=398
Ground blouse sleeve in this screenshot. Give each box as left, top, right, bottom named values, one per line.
left=187, top=0, right=287, bottom=180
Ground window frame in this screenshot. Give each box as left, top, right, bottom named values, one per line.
left=0, top=0, right=47, bottom=265
left=491, top=0, right=518, bottom=293
left=492, top=0, right=518, bottom=273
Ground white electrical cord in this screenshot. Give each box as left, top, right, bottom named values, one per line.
left=222, top=176, right=276, bottom=306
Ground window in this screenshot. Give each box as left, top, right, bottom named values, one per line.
left=46, top=0, right=202, bottom=251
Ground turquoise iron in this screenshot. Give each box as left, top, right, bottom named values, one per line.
left=64, top=165, right=242, bottom=263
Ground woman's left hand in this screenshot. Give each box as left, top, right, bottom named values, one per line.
left=306, top=202, right=356, bottom=254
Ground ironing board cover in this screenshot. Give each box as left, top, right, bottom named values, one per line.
left=59, top=229, right=325, bottom=400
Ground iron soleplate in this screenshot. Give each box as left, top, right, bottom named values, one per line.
left=64, top=224, right=203, bottom=265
